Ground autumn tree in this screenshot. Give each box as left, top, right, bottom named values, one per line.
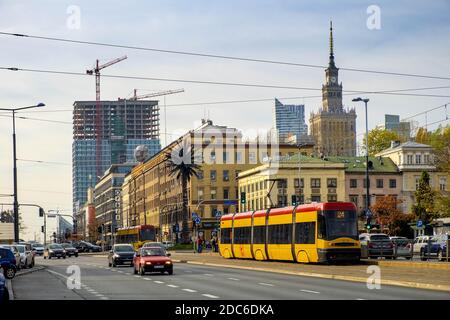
left=364, top=128, right=404, bottom=156
left=370, top=196, right=413, bottom=237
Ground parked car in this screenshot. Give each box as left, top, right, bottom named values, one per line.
left=389, top=236, right=413, bottom=260
left=73, top=241, right=102, bottom=253
left=420, top=235, right=449, bottom=261
left=359, top=233, right=394, bottom=259
left=31, top=243, right=44, bottom=256
left=413, top=235, right=433, bottom=255
left=133, top=246, right=173, bottom=275
left=61, top=243, right=78, bottom=257
left=0, top=247, right=17, bottom=279
left=1, top=245, right=21, bottom=271
left=0, top=272, right=9, bottom=301
left=108, top=244, right=135, bottom=267
left=15, top=244, right=35, bottom=268
left=44, top=244, right=66, bottom=259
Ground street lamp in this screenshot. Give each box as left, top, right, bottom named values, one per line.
left=352, top=97, right=370, bottom=217
left=0, top=103, right=45, bottom=242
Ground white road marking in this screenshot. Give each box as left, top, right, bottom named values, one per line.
left=202, top=294, right=219, bottom=299
left=134, top=275, right=140, bottom=278
left=300, top=289, right=320, bottom=294
left=258, top=283, right=274, bottom=287
left=182, top=289, right=197, bottom=293
left=144, top=278, right=152, bottom=281
left=204, top=273, right=214, bottom=276
left=228, top=278, right=240, bottom=281
left=167, top=284, right=179, bottom=288
left=154, top=281, right=164, bottom=284
left=356, top=298, right=366, bottom=300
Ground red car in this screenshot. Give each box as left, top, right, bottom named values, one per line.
left=133, top=246, right=173, bottom=275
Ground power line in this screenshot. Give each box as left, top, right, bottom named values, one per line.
left=1, top=66, right=450, bottom=97
left=401, top=103, right=448, bottom=121
left=17, top=159, right=71, bottom=166
left=0, top=114, right=72, bottom=124
left=2, top=31, right=450, bottom=81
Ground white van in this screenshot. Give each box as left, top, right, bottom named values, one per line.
left=413, top=235, right=432, bottom=254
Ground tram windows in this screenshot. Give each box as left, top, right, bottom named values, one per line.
left=252, top=226, right=266, bottom=244
left=268, top=224, right=292, bottom=244
left=221, top=228, right=232, bottom=244
left=234, top=227, right=252, bottom=244
left=295, top=222, right=316, bottom=244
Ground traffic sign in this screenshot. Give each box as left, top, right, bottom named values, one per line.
left=214, top=210, right=223, bottom=218
left=195, top=217, right=201, bottom=225
left=192, top=212, right=198, bottom=218
left=224, top=200, right=236, bottom=206
left=417, top=220, right=423, bottom=228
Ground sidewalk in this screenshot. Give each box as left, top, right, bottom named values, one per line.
left=171, top=252, right=450, bottom=292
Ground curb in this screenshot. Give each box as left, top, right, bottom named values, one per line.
left=15, top=265, right=46, bottom=277
left=182, top=260, right=450, bottom=293
left=363, top=260, right=450, bottom=270
left=6, top=279, right=14, bottom=301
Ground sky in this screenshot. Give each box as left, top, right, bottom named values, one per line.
left=0, top=0, right=449, bottom=241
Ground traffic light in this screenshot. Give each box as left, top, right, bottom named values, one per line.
left=39, top=208, right=44, bottom=217
left=291, top=195, right=298, bottom=206
left=240, top=192, right=246, bottom=204
left=41, top=225, right=45, bottom=233
left=366, top=217, right=371, bottom=230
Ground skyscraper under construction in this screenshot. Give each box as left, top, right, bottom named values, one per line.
left=72, top=100, right=161, bottom=216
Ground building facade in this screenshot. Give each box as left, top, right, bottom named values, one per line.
left=72, top=100, right=161, bottom=219
left=383, top=114, right=411, bottom=141
left=121, top=120, right=311, bottom=242
left=94, top=164, right=134, bottom=249
left=238, top=155, right=346, bottom=212
left=74, top=187, right=96, bottom=242
left=310, top=22, right=357, bottom=157
left=376, top=141, right=449, bottom=213
left=273, top=98, right=308, bottom=142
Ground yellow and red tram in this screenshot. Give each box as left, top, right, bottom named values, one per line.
left=219, top=202, right=360, bottom=263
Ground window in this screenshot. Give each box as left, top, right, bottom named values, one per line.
left=210, top=151, right=216, bottom=161
left=376, top=179, right=384, bottom=188
left=328, top=195, right=337, bottom=202
left=311, top=195, right=321, bottom=202
left=223, top=188, right=229, bottom=200
left=223, top=151, right=228, bottom=163
left=249, top=152, right=256, bottom=163
left=311, top=178, right=321, bottom=188
left=327, top=178, right=337, bottom=188
left=236, top=152, right=243, bottom=163
left=253, top=226, right=266, bottom=244
left=223, top=170, right=229, bottom=181
left=415, top=154, right=421, bottom=164
left=211, top=188, right=217, bottom=200
left=389, top=179, right=397, bottom=188
left=295, top=222, right=316, bottom=244
left=349, top=195, right=358, bottom=207
left=233, top=227, right=251, bottom=244
left=294, top=178, right=304, bottom=188
left=350, top=179, right=357, bottom=188
left=235, top=170, right=241, bottom=179
left=198, top=188, right=204, bottom=201
left=277, top=179, right=287, bottom=188
left=197, top=170, right=204, bottom=180
left=268, top=224, right=292, bottom=244
left=220, top=228, right=231, bottom=244
left=424, top=154, right=430, bottom=164
left=407, top=155, right=413, bottom=164
left=210, top=170, right=216, bottom=181
left=277, top=195, right=287, bottom=207
left=440, top=177, right=447, bottom=191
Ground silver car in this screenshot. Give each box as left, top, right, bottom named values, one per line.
left=15, top=244, right=35, bottom=269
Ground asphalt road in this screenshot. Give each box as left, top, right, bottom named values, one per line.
left=11, top=255, right=450, bottom=300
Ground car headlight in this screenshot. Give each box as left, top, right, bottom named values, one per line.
left=165, top=261, right=172, bottom=265
left=113, top=254, right=120, bottom=258
left=49, top=250, right=54, bottom=253
left=145, top=261, right=152, bottom=265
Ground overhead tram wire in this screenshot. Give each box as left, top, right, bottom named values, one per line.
left=1, top=66, right=450, bottom=98
left=1, top=31, right=450, bottom=81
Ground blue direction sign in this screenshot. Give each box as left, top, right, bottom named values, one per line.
left=195, top=217, right=201, bottom=225
left=224, top=200, right=237, bottom=206
left=417, top=220, right=423, bottom=228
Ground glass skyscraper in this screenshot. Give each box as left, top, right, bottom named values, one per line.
left=273, top=98, right=308, bottom=142
left=72, top=100, right=161, bottom=217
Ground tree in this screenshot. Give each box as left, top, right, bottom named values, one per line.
left=435, top=193, right=450, bottom=218
left=364, top=128, right=404, bottom=156
left=0, top=209, right=25, bottom=231
left=165, top=139, right=200, bottom=244
left=370, top=196, right=413, bottom=237
left=412, top=171, right=438, bottom=224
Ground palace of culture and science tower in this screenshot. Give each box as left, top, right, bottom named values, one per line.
left=310, top=22, right=357, bottom=157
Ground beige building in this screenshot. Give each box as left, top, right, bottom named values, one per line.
left=238, top=155, right=346, bottom=212
left=310, top=22, right=357, bottom=157
left=376, top=141, right=449, bottom=213
left=121, top=120, right=312, bottom=241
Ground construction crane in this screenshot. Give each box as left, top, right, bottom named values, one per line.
left=86, top=55, right=127, bottom=178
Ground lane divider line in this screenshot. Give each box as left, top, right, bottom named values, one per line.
left=258, top=282, right=274, bottom=287
left=202, top=294, right=220, bottom=299
left=300, top=289, right=320, bottom=294
left=182, top=289, right=197, bottom=293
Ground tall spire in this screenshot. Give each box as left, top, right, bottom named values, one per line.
left=329, top=20, right=335, bottom=67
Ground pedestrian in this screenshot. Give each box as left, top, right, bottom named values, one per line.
left=214, top=236, right=219, bottom=252
left=197, top=237, right=203, bottom=253
left=211, top=237, right=216, bottom=252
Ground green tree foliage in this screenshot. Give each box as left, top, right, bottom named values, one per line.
left=0, top=209, right=25, bottom=231
left=414, top=125, right=449, bottom=172
left=412, top=171, right=438, bottom=223
left=364, top=128, right=404, bottom=156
